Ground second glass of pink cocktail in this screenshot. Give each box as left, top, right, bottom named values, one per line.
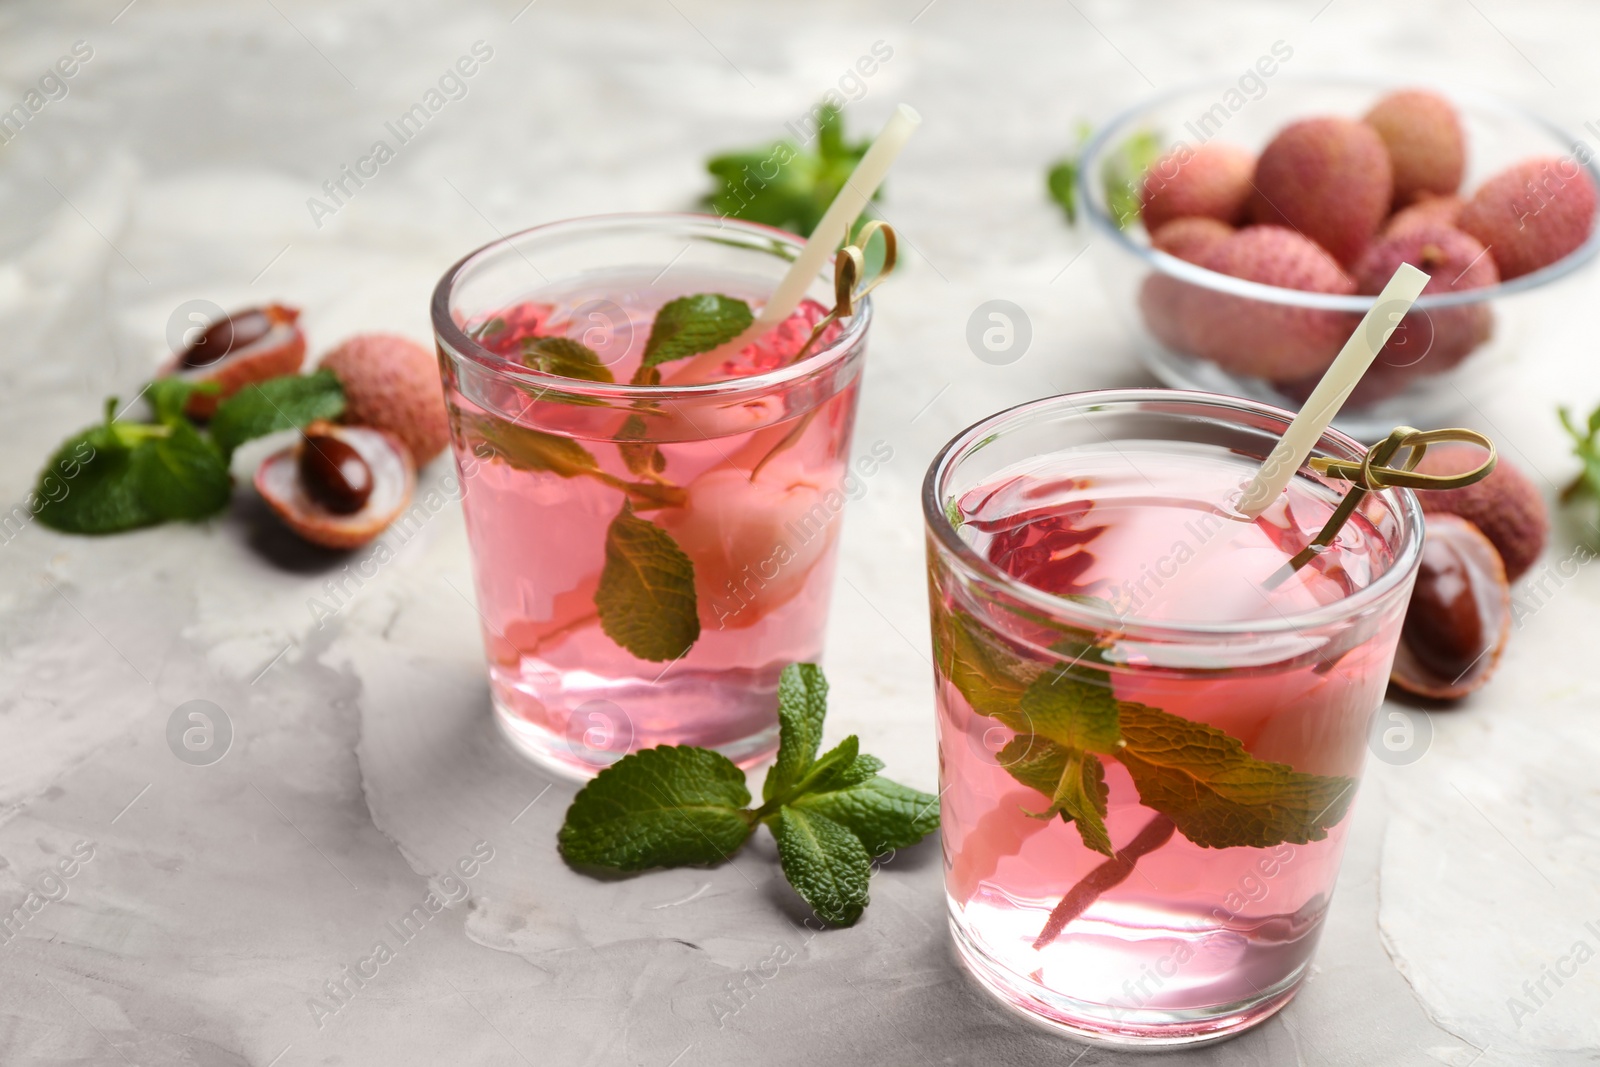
left=924, top=390, right=1424, bottom=1045
left=433, top=214, right=871, bottom=778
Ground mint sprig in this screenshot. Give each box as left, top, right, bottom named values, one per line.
left=1558, top=404, right=1600, bottom=502
left=558, top=663, right=939, bottom=927
left=934, top=606, right=1356, bottom=854
left=703, top=101, right=874, bottom=237
left=209, top=369, right=345, bottom=458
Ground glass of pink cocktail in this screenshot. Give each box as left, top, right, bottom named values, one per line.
left=923, top=390, right=1423, bottom=1045
left=433, top=214, right=870, bottom=778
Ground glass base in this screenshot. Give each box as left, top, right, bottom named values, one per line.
left=948, top=911, right=1307, bottom=1047
left=491, top=695, right=780, bottom=781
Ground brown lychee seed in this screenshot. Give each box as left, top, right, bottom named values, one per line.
left=1391, top=514, right=1511, bottom=700
left=298, top=422, right=374, bottom=515
left=319, top=333, right=450, bottom=465
left=1458, top=155, right=1598, bottom=279
left=1250, top=117, right=1393, bottom=267
left=165, top=304, right=306, bottom=419
left=255, top=425, right=416, bottom=549
left=1414, top=444, right=1547, bottom=582
left=1363, top=89, right=1467, bottom=208
left=1139, top=142, right=1256, bottom=233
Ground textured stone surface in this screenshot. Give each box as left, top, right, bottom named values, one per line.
left=1, top=1, right=1598, bottom=1064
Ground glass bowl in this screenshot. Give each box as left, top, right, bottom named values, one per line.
left=1077, top=75, right=1600, bottom=438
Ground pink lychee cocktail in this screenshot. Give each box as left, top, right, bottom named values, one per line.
left=923, top=391, right=1423, bottom=1045
left=432, top=215, right=870, bottom=778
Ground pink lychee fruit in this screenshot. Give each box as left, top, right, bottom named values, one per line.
left=1180, top=225, right=1358, bottom=381
left=1250, top=117, right=1394, bottom=266
left=1364, top=89, right=1467, bottom=207
left=320, top=333, right=451, bottom=465
left=1139, top=142, right=1256, bottom=233
left=1458, top=155, right=1598, bottom=279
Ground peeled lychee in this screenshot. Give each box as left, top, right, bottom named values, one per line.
left=319, top=334, right=450, bottom=465
left=655, top=457, right=837, bottom=631
left=1180, top=226, right=1358, bottom=380
left=255, top=424, right=416, bottom=550
left=1363, top=89, right=1467, bottom=207
left=1385, top=194, right=1465, bottom=236
left=1139, top=142, right=1255, bottom=233
left=164, top=304, right=306, bottom=419
left=1250, top=117, right=1394, bottom=266
left=1414, top=444, right=1547, bottom=582
left=1150, top=217, right=1234, bottom=264
left=1458, top=155, right=1598, bottom=279
left=1353, top=222, right=1498, bottom=377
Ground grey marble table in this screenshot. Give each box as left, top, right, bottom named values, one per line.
left=2, top=0, right=1598, bottom=1063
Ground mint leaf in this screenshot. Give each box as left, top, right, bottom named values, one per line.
left=1047, top=159, right=1080, bottom=224
left=1009, top=665, right=1121, bottom=755
left=771, top=806, right=871, bottom=926
left=461, top=412, right=599, bottom=478
left=836, top=753, right=885, bottom=787
left=1100, top=128, right=1162, bottom=230
left=790, top=734, right=859, bottom=798
left=595, top=503, right=700, bottom=662
left=764, top=662, right=829, bottom=802
left=1117, top=702, right=1357, bottom=849
left=209, top=369, right=345, bottom=457
left=34, top=421, right=160, bottom=534
left=558, top=745, right=754, bottom=870
left=997, top=735, right=1113, bottom=856
left=523, top=336, right=614, bottom=384
left=932, top=609, right=1036, bottom=718
left=130, top=420, right=231, bottom=521
left=639, top=294, right=753, bottom=370
left=704, top=101, right=873, bottom=237
left=788, top=776, right=939, bottom=857
left=617, top=413, right=665, bottom=477
left=146, top=378, right=216, bottom=424
left=1558, top=405, right=1600, bottom=501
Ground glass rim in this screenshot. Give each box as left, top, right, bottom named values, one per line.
left=921, top=388, right=1426, bottom=640
left=1076, top=72, right=1600, bottom=307
left=430, top=211, right=872, bottom=403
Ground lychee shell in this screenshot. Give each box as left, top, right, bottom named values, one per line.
left=1414, top=444, right=1547, bottom=581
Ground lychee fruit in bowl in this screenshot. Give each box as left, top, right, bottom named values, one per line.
left=1176, top=225, right=1358, bottom=381
left=1363, top=88, right=1467, bottom=208
left=1138, top=142, right=1255, bottom=233
left=1249, top=117, right=1393, bottom=267
left=1459, top=155, right=1599, bottom=280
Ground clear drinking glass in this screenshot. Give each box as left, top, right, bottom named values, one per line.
left=922, top=389, right=1423, bottom=1045
left=433, top=214, right=870, bottom=779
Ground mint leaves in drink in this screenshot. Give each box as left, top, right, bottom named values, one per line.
left=637, top=294, right=753, bottom=373
left=33, top=371, right=347, bottom=535
left=594, top=503, right=700, bottom=662
left=933, top=606, right=1356, bottom=856
left=558, top=663, right=939, bottom=926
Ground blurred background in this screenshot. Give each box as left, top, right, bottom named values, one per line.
left=1, top=1, right=1597, bottom=1064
